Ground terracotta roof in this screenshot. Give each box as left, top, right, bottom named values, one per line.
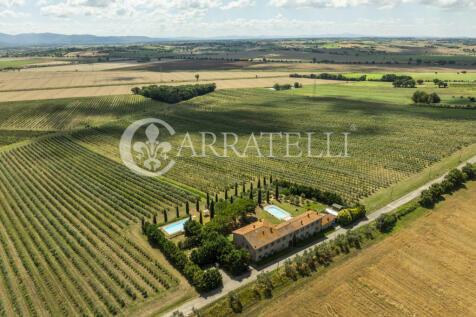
left=322, top=213, right=336, bottom=226
left=232, top=219, right=269, bottom=235
left=233, top=211, right=325, bottom=249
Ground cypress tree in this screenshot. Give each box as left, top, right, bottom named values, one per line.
left=141, top=217, right=145, bottom=233
left=242, top=182, right=246, bottom=193
left=186, top=201, right=190, bottom=215
left=270, top=175, right=273, bottom=184
left=258, top=178, right=261, bottom=188
left=225, top=190, right=228, bottom=200
left=275, top=183, right=279, bottom=200
left=199, top=211, right=203, bottom=224
left=196, top=200, right=200, bottom=212
left=263, top=176, right=267, bottom=187
left=163, top=209, right=168, bottom=223
left=153, top=213, right=157, bottom=224
left=215, top=193, right=219, bottom=202
left=251, top=182, right=253, bottom=191
left=249, top=190, right=253, bottom=200
left=176, top=206, right=179, bottom=218
left=235, top=183, right=238, bottom=196
left=267, top=190, right=270, bottom=203
left=258, top=190, right=262, bottom=205
left=206, top=192, right=210, bottom=208
left=210, top=201, right=215, bottom=219
left=230, top=196, right=234, bottom=203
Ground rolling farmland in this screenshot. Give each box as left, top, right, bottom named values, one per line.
left=1, top=56, right=476, bottom=316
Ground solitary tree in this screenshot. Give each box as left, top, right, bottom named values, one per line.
left=195, top=74, right=199, bottom=81
left=210, top=201, right=215, bottom=219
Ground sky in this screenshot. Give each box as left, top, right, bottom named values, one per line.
left=0, top=0, right=475, bottom=37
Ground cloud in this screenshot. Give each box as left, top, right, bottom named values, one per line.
left=0, top=0, right=24, bottom=8
left=0, top=8, right=29, bottom=17
left=268, top=0, right=476, bottom=9
left=221, top=0, right=255, bottom=9
left=165, top=0, right=222, bottom=10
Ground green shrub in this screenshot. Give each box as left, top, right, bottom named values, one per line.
left=376, top=213, right=397, bottom=232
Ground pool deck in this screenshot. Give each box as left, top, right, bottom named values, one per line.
left=160, top=218, right=191, bottom=237
left=263, top=204, right=292, bottom=221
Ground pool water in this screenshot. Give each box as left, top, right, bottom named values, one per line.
left=162, top=218, right=189, bottom=235
left=264, top=205, right=292, bottom=220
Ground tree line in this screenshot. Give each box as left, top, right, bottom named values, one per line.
left=419, top=163, right=476, bottom=208
left=276, top=180, right=344, bottom=206
left=142, top=222, right=222, bottom=292
left=289, top=73, right=367, bottom=81
left=131, top=83, right=216, bottom=103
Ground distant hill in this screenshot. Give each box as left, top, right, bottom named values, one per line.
left=0, top=33, right=166, bottom=47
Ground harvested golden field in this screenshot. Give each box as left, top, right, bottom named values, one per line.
left=248, top=181, right=476, bottom=317
left=0, top=77, right=329, bottom=102
left=246, top=62, right=476, bottom=72
left=23, top=61, right=161, bottom=72
left=0, top=70, right=289, bottom=91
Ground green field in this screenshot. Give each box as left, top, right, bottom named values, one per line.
left=2, top=86, right=475, bottom=205
left=0, top=59, right=44, bottom=68
left=286, top=81, right=476, bottom=105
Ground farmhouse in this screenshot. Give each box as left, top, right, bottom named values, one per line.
left=233, top=211, right=336, bottom=262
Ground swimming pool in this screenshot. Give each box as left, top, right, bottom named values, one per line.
left=162, top=218, right=189, bottom=235
left=264, top=205, right=292, bottom=220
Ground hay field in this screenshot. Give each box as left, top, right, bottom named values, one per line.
left=0, top=77, right=326, bottom=102
left=247, top=181, right=476, bottom=317
left=0, top=70, right=290, bottom=91
left=23, top=61, right=161, bottom=72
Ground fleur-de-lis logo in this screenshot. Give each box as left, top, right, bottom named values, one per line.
left=120, top=118, right=176, bottom=177
left=133, top=124, right=172, bottom=171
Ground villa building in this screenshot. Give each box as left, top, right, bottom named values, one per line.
left=233, top=211, right=336, bottom=262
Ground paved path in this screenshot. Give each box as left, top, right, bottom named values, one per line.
left=163, top=155, right=476, bottom=316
